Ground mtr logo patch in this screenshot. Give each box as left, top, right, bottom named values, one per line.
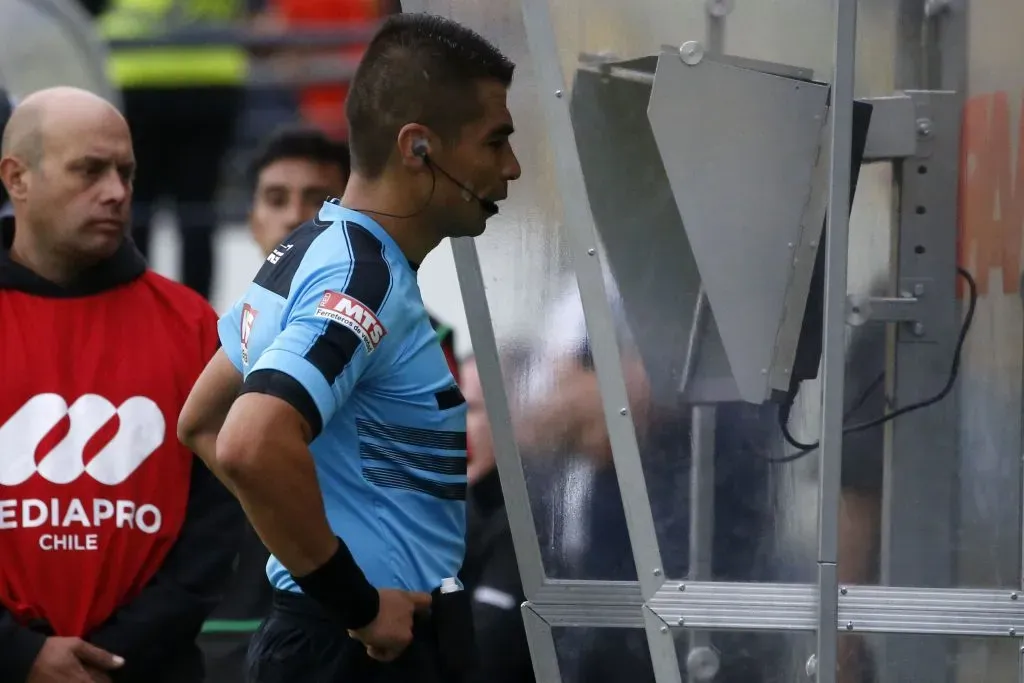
left=314, top=291, right=388, bottom=353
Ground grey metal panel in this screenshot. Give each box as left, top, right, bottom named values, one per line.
left=522, top=605, right=563, bottom=683
left=860, top=95, right=918, bottom=161
left=647, top=52, right=831, bottom=403
left=451, top=236, right=547, bottom=600
left=518, top=0, right=665, bottom=599
left=816, top=0, right=859, bottom=679
left=569, top=60, right=736, bottom=408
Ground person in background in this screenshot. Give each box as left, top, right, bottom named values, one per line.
left=97, top=0, right=251, bottom=299
left=247, top=125, right=350, bottom=255
left=0, top=86, right=242, bottom=683
left=0, top=89, right=12, bottom=214
left=459, top=354, right=535, bottom=683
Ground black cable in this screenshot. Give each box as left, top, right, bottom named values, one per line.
left=769, top=267, right=977, bottom=463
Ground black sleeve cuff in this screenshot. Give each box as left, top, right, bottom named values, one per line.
left=241, top=368, right=323, bottom=438
left=291, top=537, right=380, bottom=630
left=0, top=620, right=47, bottom=682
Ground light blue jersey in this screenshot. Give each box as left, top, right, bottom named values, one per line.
left=219, top=201, right=468, bottom=594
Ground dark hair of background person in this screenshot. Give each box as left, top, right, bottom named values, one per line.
left=345, top=12, right=515, bottom=179
left=248, top=125, right=351, bottom=187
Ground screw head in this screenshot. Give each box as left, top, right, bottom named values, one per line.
left=913, top=322, right=925, bottom=336
left=705, top=0, right=734, bottom=18
left=913, top=283, right=925, bottom=296
left=679, top=41, right=705, bottom=66
left=652, top=568, right=662, bottom=576
left=1011, top=627, right=1017, bottom=636
left=660, top=625, right=668, bottom=634
left=916, top=118, right=933, bottom=137
left=846, top=621, right=854, bottom=630
left=587, top=248, right=595, bottom=256
left=620, top=408, right=628, bottom=416
left=555, top=90, right=563, bottom=98
left=840, top=586, right=848, bottom=595
left=1012, top=592, right=1019, bottom=601
left=678, top=584, right=687, bottom=592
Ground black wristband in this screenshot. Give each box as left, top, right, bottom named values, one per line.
left=291, top=537, right=380, bottom=630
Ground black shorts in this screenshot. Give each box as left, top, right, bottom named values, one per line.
left=246, top=590, right=445, bottom=683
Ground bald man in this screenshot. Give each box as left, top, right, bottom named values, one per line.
left=0, top=87, right=243, bottom=683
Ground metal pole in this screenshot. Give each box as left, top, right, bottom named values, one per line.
left=817, top=0, right=858, bottom=680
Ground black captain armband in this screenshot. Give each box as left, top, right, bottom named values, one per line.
left=292, top=537, right=381, bottom=630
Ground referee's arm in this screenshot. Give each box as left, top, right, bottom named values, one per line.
left=204, top=264, right=402, bottom=630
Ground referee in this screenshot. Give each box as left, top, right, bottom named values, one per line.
left=178, top=13, right=520, bottom=683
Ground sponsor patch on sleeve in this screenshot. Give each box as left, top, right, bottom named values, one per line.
left=313, top=290, right=388, bottom=353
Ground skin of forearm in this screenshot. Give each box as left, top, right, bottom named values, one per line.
left=217, top=423, right=338, bottom=577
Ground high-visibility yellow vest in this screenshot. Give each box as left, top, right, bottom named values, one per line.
left=99, top=0, right=248, bottom=88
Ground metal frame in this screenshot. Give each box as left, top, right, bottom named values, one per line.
left=451, top=236, right=547, bottom=600
left=530, top=582, right=1024, bottom=637
left=517, top=0, right=666, bottom=605
left=441, top=0, right=981, bottom=680
left=816, top=1, right=859, bottom=681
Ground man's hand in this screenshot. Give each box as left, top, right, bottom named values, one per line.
left=27, top=637, right=123, bottom=683
left=348, top=589, right=432, bottom=662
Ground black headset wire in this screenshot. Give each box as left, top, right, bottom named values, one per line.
left=769, top=266, right=978, bottom=464
left=345, top=163, right=438, bottom=220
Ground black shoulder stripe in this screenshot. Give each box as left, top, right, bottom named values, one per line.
left=253, top=220, right=330, bottom=298
left=304, top=221, right=393, bottom=385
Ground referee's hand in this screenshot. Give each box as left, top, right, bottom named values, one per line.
left=349, top=589, right=432, bottom=662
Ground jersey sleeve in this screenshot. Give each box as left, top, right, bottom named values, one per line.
left=242, top=258, right=407, bottom=438
left=217, top=299, right=245, bottom=372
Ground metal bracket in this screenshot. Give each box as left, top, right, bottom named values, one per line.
left=861, top=93, right=919, bottom=161
left=846, top=278, right=936, bottom=340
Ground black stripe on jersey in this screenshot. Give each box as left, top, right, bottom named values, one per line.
left=357, top=419, right=467, bottom=452
left=253, top=219, right=331, bottom=298
left=304, top=221, right=393, bottom=384
left=434, top=385, right=466, bottom=411
left=362, top=467, right=467, bottom=501
left=240, top=369, right=324, bottom=438
left=360, top=442, right=467, bottom=476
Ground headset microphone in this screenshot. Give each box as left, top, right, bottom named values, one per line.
left=413, top=140, right=500, bottom=217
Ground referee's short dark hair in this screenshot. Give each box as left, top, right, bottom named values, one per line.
left=346, top=13, right=515, bottom=179
left=249, top=125, right=351, bottom=187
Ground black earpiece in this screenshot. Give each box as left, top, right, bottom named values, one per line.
left=410, top=136, right=499, bottom=217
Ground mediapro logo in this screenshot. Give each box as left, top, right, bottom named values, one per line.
left=0, top=394, right=165, bottom=486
